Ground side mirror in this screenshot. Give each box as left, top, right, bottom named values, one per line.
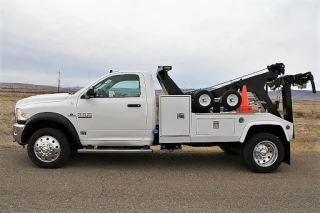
left=86, top=88, right=96, bottom=98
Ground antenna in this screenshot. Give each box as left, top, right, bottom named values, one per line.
left=58, top=70, right=61, bottom=93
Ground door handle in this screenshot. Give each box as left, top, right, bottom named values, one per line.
left=127, top=104, right=141, bottom=107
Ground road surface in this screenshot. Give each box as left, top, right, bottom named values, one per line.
left=0, top=147, right=319, bottom=212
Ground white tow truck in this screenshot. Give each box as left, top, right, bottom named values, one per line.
left=12, top=63, right=316, bottom=172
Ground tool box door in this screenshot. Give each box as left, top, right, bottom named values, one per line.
left=159, top=95, right=191, bottom=136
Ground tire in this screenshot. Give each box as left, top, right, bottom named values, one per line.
left=221, top=90, right=242, bottom=111
left=242, top=133, right=284, bottom=173
left=27, top=128, right=70, bottom=168
left=219, top=144, right=239, bottom=155
left=193, top=90, right=214, bottom=113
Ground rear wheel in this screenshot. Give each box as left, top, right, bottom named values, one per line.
left=242, top=133, right=284, bottom=173
left=27, top=128, right=70, bottom=168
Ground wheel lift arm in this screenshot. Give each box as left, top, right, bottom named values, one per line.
left=268, top=71, right=316, bottom=123
left=269, top=72, right=316, bottom=94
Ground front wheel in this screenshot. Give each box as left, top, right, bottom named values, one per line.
left=242, top=133, right=284, bottom=173
left=27, top=128, right=70, bottom=168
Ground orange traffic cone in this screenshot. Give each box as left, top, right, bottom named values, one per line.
left=236, top=85, right=252, bottom=113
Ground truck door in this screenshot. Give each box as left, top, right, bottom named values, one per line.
left=76, top=73, right=147, bottom=146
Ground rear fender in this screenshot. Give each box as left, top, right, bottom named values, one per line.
left=239, top=121, right=291, bottom=142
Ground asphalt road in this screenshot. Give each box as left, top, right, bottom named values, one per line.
left=0, top=147, right=319, bottom=213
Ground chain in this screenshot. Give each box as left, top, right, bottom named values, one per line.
left=275, top=72, right=284, bottom=102
left=276, top=88, right=282, bottom=102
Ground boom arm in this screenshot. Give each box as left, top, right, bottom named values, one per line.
left=207, top=63, right=285, bottom=117
left=157, top=66, right=184, bottom=95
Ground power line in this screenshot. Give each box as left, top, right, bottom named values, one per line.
left=58, top=70, right=61, bottom=93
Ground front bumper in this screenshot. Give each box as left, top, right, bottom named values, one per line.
left=12, top=123, right=25, bottom=145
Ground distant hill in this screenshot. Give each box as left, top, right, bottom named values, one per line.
left=269, top=90, right=320, bottom=100
left=0, top=83, right=81, bottom=92
left=1, top=83, right=319, bottom=100
left=0, top=83, right=58, bottom=91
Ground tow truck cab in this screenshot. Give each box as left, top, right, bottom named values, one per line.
left=12, top=63, right=316, bottom=173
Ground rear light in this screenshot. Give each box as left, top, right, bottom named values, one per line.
left=286, top=125, right=290, bottom=130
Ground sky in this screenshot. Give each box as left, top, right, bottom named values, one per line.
left=0, top=0, right=319, bottom=90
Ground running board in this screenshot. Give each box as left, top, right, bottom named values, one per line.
left=77, top=149, right=153, bottom=154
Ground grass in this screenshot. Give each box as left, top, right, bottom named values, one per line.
left=1, top=89, right=320, bottom=152
left=294, top=111, right=320, bottom=119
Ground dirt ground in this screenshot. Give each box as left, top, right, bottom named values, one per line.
left=1, top=89, right=319, bottom=152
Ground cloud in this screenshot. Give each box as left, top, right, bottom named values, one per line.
left=1, top=0, right=319, bottom=90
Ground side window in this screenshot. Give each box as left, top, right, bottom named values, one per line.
left=93, top=74, right=141, bottom=98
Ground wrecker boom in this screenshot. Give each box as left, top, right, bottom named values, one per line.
left=157, top=63, right=316, bottom=123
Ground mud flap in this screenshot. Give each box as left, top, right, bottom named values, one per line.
left=283, top=142, right=290, bottom=165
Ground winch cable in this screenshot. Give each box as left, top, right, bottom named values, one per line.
left=187, top=67, right=268, bottom=93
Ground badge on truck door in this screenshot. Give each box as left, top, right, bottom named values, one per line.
left=78, top=112, right=93, bottom=118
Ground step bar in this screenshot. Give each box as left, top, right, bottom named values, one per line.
left=77, top=149, right=153, bottom=154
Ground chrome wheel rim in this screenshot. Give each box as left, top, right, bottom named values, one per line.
left=253, top=141, right=278, bottom=167
left=199, top=94, right=211, bottom=107
left=227, top=94, right=239, bottom=107
left=34, top=136, right=61, bottom=163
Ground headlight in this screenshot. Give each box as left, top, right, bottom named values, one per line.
left=16, top=108, right=28, bottom=121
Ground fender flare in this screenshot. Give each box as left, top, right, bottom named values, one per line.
left=22, top=112, right=81, bottom=146
left=239, top=121, right=290, bottom=142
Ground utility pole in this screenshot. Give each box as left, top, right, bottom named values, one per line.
left=58, top=70, right=61, bottom=93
